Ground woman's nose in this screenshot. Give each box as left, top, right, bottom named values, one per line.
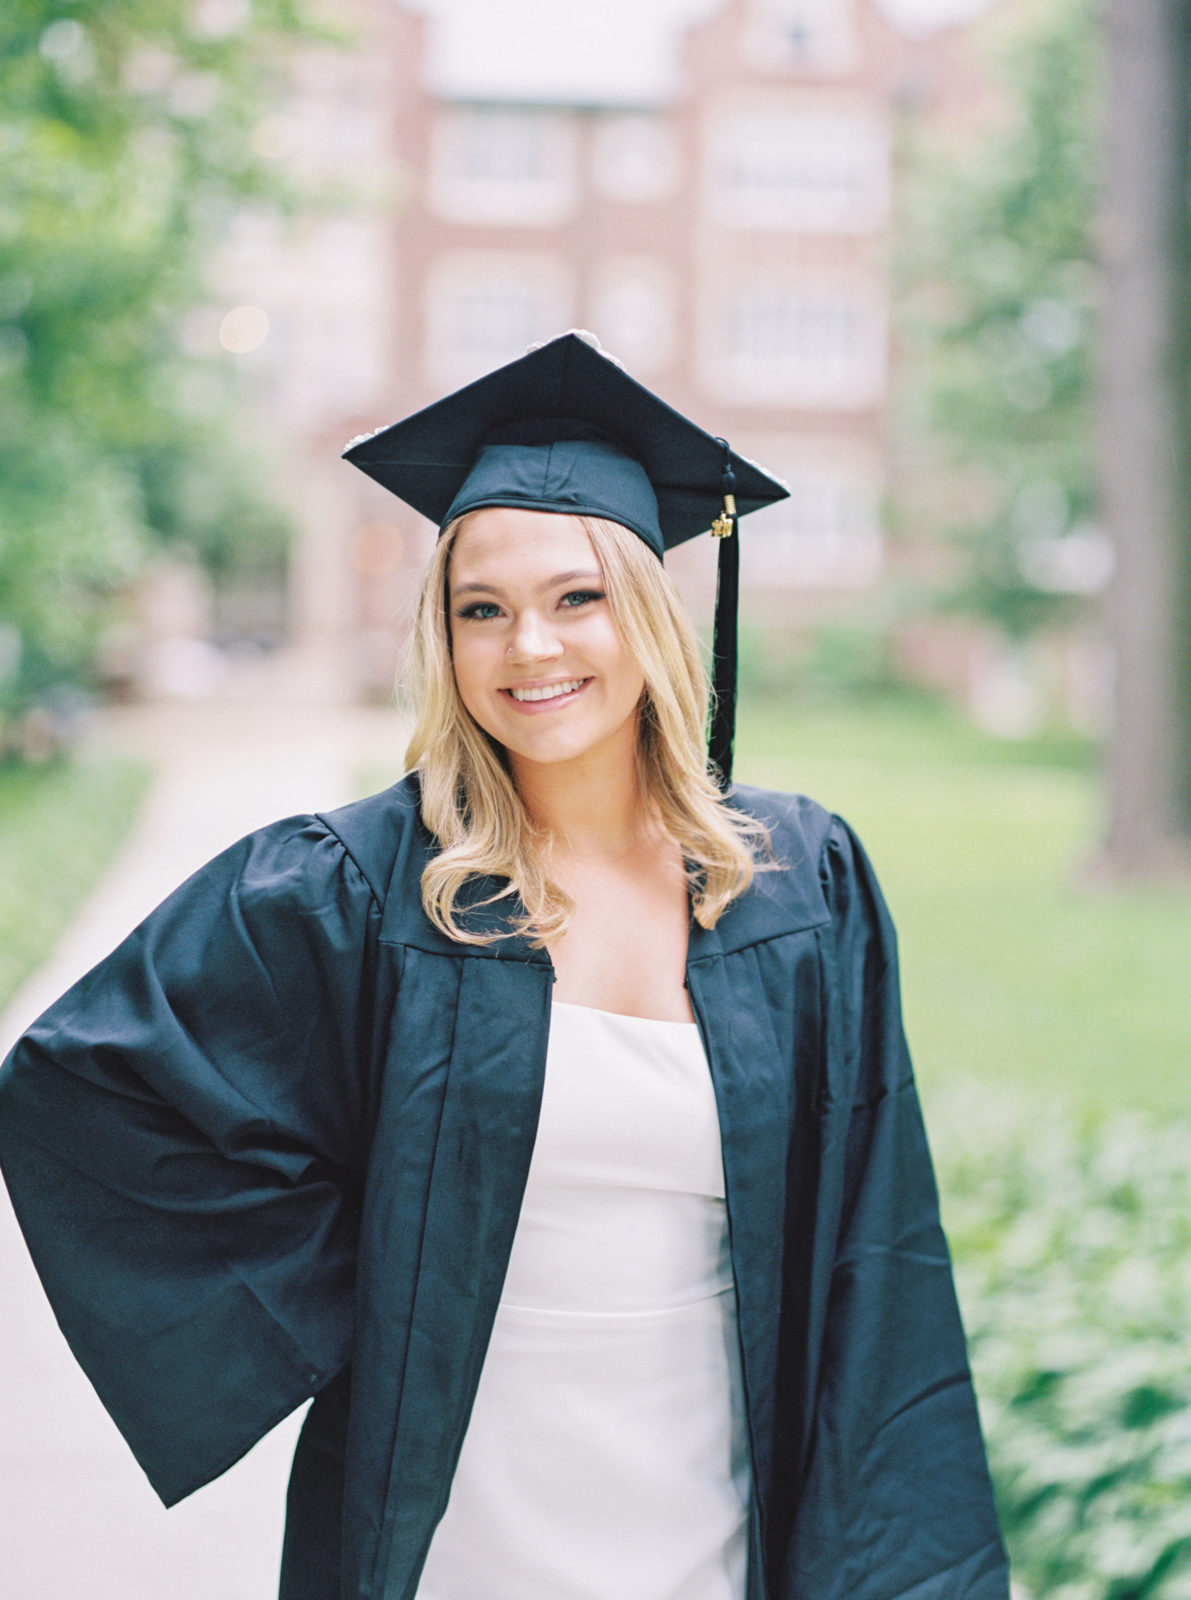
left=507, top=609, right=563, bottom=662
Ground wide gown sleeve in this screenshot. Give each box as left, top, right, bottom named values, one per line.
left=0, top=816, right=380, bottom=1507
left=792, top=818, right=1008, bottom=1598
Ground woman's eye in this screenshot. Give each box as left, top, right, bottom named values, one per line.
left=456, top=601, right=502, bottom=621
left=559, top=589, right=605, bottom=609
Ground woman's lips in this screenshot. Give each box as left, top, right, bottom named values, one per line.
left=499, top=677, right=592, bottom=712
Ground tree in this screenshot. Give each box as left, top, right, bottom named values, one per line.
left=896, top=0, right=1102, bottom=648
left=1098, top=0, right=1191, bottom=874
left=0, top=0, right=317, bottom=732
left=899, top=0, right=1191, bottom=872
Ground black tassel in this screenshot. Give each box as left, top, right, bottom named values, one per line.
left=708, top=442, right=739, bottom=790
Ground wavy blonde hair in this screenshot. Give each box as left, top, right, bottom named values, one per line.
left=404, top=512, right=770, bottom=946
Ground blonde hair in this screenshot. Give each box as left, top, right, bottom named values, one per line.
left=404, top=513, right=770, bottom=946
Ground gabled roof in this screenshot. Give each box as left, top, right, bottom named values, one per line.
left=406, top=0, right=722, bottom=108
left=401, top=0, right=996, bottom=107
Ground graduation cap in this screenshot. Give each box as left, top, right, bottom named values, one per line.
left=343, top=331, right=788, bottom=786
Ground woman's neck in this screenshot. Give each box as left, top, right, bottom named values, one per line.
left=510, top=746, right=648, bottom=860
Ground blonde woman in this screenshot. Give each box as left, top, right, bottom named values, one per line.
left=0, top=335, right=1008, bottom=1600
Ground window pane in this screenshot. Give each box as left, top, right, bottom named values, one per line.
left=705, top=283, right=886, bottom=405
left=429, top=109, right=578, bottom=227
left=591, top=116, right=681, bottom=204
left=426, top=254, right=572, bottom=385
left=707, top=105, right=889, bottom=231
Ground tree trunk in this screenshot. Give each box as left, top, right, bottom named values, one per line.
left=1098, top=0, right=1191, bottom=876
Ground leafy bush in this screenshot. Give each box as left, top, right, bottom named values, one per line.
left=896, top=0, right=1101, bottom=643
left=936, top=1088, right=1191, bottom=1599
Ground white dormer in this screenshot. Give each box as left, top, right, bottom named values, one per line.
left=741, top=0, right=859, bottom=76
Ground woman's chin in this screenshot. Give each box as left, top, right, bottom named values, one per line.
left=503, top=732, right=599, bottom=771
left=501, top=721, right=638, bottom=779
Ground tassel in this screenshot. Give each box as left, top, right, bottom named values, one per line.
left=708, top=442, right=739, bottom=790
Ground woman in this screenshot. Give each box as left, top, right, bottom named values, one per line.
left=0, top=334, right=1008, bottom=1600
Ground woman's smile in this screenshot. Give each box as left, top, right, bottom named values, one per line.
left=502, top=676, right=593, bottom=709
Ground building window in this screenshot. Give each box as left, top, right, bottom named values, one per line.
left=706, top=282, right=885, bottom=406
left=742, top=0, right=858, bottom=76
left=707, top=104, right=889, bottom=232
left=454, top=112, right=547, bottom=184
left=591, top=115, right=681, bottom=204
left=210, top=214, right=391, bottom=425
left=742, top=440, right=882, bottom=587
left=588, top=259, right=676, bottom=374
left=427, top=254, right=572, bottom=386
left=429, top=108, right=578, bottom=227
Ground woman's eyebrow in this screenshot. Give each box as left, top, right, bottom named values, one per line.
left=451, top=569, right=603, bottom=599
left=545, top=568, right=603, bottom=589
left=451, top=581, right=502, bottom=598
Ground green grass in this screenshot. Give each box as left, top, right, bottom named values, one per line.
left=0, top=757, right=151, bottom=1012
left=735, top=696, right=1191, bottom=1117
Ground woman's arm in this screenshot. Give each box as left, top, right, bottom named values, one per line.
left=0, top=816, right=381, bottom=1506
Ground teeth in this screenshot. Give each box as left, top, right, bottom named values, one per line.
left=510, top=679, right=584, bottom=703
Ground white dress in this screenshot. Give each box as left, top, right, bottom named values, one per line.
left=414, top=1000, right=751, bottom=1600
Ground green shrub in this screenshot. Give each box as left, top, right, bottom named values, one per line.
left=935, top=1088, right=1191, bottom=1599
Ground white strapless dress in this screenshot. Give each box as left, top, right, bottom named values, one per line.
left=414, top=999, right=751, bottom=1600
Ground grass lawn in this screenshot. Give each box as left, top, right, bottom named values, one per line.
left=735, top=696, right=1191, bottom=1118
left=0, top=757, right=151, bottom=1013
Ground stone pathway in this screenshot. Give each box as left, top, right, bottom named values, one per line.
left=0, top=690, right=409, bottom=1599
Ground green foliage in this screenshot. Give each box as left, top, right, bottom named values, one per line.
left=938, top=1094, right=1191, bottom=1600
left=898, top=0, right=1102, bottom=639
left=0, top=0, right=318, bottom=716
left=0, top=754, right=150, bottom=1007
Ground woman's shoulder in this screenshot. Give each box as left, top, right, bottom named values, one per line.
left=728, top=781, right=838, bottom=863
left=312, top=772, right=428, bottom=907
left=151, top=775, right=426, bottom=928
left=700, top=783, right=834, bottom=948
left=724, top=782, right=881, bottom=930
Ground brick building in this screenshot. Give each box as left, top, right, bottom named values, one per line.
left=213, top=0, right=991, bottom=699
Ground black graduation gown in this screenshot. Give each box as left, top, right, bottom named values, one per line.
left=0, top=778, right=1009, bottom=1600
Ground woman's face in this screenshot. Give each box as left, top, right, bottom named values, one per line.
left=448, top=508, right=646, bottom=778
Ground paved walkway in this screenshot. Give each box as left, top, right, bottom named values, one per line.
left=0, top=689, right=409, bottom=1600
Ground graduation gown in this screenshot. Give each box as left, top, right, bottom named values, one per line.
left=0, top=777, right=1009, bottom=1600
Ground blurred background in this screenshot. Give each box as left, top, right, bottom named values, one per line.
left=2, top=0, right=1191, bottom=1596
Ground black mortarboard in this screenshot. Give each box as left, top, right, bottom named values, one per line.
left=342, top=331, right=788, bottom=786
